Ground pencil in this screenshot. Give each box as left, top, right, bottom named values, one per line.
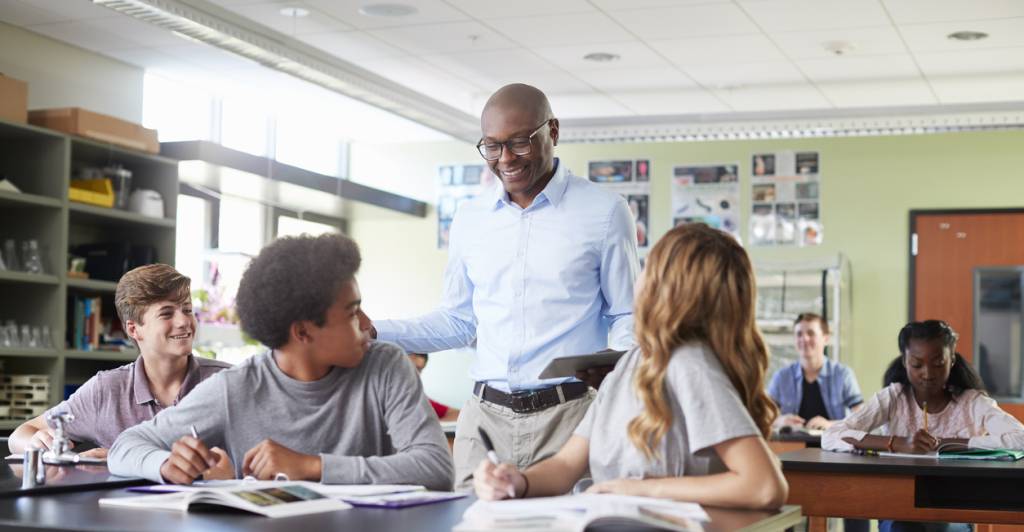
left=923, top=402, right=928, bottom=432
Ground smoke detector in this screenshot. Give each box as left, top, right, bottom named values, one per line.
left=821, top=41, right=855, bottom=56
left=583, top=52, right=621, bottom=63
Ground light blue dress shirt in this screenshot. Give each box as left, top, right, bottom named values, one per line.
left=767, top=358, right=864, bottom=421
left=375, top=159, right=640, bottom=392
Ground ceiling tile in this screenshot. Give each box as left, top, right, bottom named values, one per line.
left=685, top=61, right=806, bottom=88
left=614, top=4, right=759, bottom=40
left=609, top=89, right=730, bottom=115
left=738, top=0, right=890, bottom=32
left=26, top=19, right=138, bottom=52
left=899, top=18, right=1024, bottom=53
left=370, top=21, right=517, bottom=54
left=929, top=74, right=1024, bottom=103
left=573, top=67, right=697, bottom=91
left=298, top=31, right=405, bottom=61
left=489, top=69, right=593, bottom=93
left=157, top=43, right=263, bottom=72
left=423, top=49, right=554, bottom=80
left=882, top=0, right=1024, bottom=25
left=304, top=0, right=467, bottom=30
left=444, top=0, right=594, bottom=19
left=797, top=54, right=922, bottom=82
left=531, top=41, right=670, bottom=71
left=232, top=2, right=353, bottom=35
left=772, top=26, right=908, bottom=59
left=485, top=12, right=634, bottom=47
left=713, top=83, right=832, bottom=111
left=592, top=0, right=731, bottom=10
left=547, top=93, right=633, bottom=119
left=916, top=47, right=1024, bottom=76
left=650, top=34, right=784, bottom=67
left=0, top=0, right=66, bottom=26
left=817, top=79, right=936, bottom=107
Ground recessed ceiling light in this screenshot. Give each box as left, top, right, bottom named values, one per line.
left=583, top=52, right=620, bottom=63
left=358, top=3, right=418, bottom=17
left=279, top=7, right=310, bottom=18
left=947, top=30, right=988, bottom=41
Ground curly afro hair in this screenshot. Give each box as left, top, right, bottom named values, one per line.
left=236, top=233, right=361, bottom=349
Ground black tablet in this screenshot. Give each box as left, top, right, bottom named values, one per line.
left=538, top=349, right=627, bottom=379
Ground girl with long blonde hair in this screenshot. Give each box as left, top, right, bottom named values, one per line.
left=474, top=224, right=788, bottom=509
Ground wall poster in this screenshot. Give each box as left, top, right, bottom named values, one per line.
left=749, top=151, right=822, bottom=247
left=436, top=164, right=495, bottom=249
left=670, top=163, right=740, bottom=240
left=588, top=159, right=652, bottom=249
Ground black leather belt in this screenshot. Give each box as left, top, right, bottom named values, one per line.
left=473, top=381, right=589, bottom=414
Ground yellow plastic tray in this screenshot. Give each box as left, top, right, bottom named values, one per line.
left=69, top=178, right=114, bottom=208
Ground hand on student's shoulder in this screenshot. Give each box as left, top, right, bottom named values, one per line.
left=160, top=435, right=219, bottom=485
left=242, top=439, right=321, bottom=481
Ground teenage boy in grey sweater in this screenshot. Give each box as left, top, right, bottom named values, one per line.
left=108, top=234, right=453, bottom=491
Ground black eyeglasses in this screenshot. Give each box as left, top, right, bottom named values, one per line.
left=476, top=120, right=550, bottom=161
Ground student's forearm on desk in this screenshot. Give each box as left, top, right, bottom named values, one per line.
left=519, top=436, right=590, bottom=497
left=9, top=417, right=48, bottom=453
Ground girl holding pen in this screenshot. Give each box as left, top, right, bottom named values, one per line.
left=823, top=320, right=1024, bottom=455
left=472, top=223, right=788, bottom=510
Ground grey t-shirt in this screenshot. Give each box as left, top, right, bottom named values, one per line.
left=46, top=355, right=230, bottom=448
left=575, top=343, right=759, bottom=482
left=108, top=342, right=454, bottom=491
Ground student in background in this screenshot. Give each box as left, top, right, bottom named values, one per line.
left=769, top=313, right=863, bottom=431
left=9, top=264, right=230, bottom=458
left=408, top=353, right=460, bottom=422
left=108, top=234, right=453, bottom=490
left=824, top=320, right=1024, bottom=532
left=473, top=224, right=788, bottom=510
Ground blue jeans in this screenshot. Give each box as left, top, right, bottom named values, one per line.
left=878, top=521, right=973, bottom=532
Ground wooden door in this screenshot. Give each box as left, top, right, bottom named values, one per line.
left=911, top=210, right=1024, bottom=419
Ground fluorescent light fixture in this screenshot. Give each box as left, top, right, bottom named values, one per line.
left=92, top=0, right=478, bottom=142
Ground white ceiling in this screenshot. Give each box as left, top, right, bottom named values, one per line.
left=2, top=0, right=1024, bottom=137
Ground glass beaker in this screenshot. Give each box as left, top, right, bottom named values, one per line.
left=21, top=240, right=44, bottom=274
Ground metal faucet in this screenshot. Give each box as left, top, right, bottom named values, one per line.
left=42, top=412, right=79, bottom=464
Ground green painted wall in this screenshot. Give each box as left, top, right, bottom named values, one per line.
left=348, top=129, right=1024, bottom=408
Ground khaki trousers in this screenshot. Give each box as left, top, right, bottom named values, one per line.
left=452, top=388, right=596, bottom=490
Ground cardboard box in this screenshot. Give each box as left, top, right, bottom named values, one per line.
left=0, top=74, right=28, bottom=124
left=28, top=107, right=159, bottom=153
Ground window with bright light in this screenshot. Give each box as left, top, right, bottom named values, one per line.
left=174, top=194, right=212, bottom=283
left=221, top=98, right=270, bottom=157
left=275, top=108, right=342, bottom=177
left=219, top=197, right=265, bottom=256
left=142, top=73, right=214, bottom=142
left=277, top=215, right=338, bottom=238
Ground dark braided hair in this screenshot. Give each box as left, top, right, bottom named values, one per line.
left=882, top=320, right=986, bottom=396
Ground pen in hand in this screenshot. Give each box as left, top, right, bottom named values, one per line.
left=190, top=425, right=199, bottom=439
left=478, top=428, right=516, bottom=498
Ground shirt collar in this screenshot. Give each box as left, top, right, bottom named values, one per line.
left=133, top=354, right=198, bottom=405
left=791, top=358, right=832, bottom=380
left=490, top=158, right=567, bottom=210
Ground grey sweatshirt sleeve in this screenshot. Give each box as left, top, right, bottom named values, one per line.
left=320, top=348, right=454, bottom=490
left=108, top=374, right=229, bottom=483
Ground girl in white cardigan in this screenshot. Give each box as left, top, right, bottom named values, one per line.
left=824, top=320, right=1024, bottom=455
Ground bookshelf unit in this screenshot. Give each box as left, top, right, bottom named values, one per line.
left=0, top=117, right=177, bottom=431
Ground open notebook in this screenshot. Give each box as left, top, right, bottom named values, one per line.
left=100, top=481, right=350, bottom=518
left=454, top=494, right=709, bottom=532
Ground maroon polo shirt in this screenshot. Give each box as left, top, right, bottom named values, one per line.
left=45, top=354, right=231, bottom=448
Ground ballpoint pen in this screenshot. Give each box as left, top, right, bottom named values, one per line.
left=479, top=428, right=516, bottom=498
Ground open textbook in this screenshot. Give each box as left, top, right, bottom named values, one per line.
left=101, top=481, right=429, bottom=518
left=454, top=494, right=709, bottom=532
